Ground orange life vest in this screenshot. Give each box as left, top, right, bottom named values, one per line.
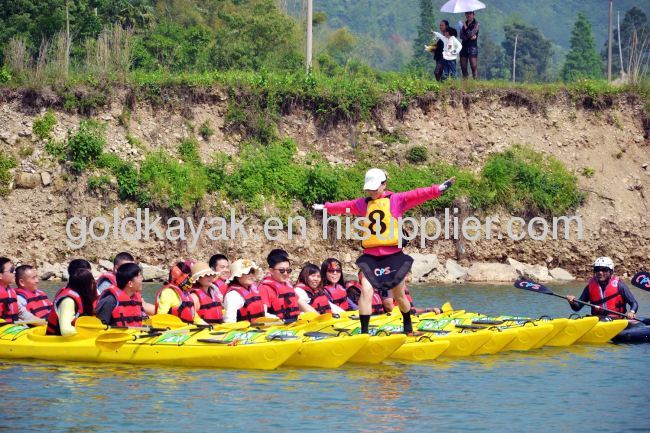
left=155, top=284, right=196, bottom=324
left=16, top=287, right=52, bottom=319
left=98, top=286, right=144, bottom=327
left=46, top=288, right=83, bottom=335
left=587, top=276, right=625, bottom=316
left=191, top=287, right=223, bottom=324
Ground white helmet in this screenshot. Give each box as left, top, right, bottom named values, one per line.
left=593, top=257, right=614, bottom=271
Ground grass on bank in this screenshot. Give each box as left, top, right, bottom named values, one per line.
left=45, top=120, right=583, bottom=217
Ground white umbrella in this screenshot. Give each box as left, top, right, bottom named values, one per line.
left=440, top=0, right=486, bottom=13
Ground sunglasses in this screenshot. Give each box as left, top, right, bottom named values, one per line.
left=327, top=268, right=342, bottom=274
left=593, top=267, right=611, bottom=273
left=274, top=268, right=292, bottom=274
left=3, top=267, right=15, bottom=274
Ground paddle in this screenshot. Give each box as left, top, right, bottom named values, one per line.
left=631, top=271, right=650, bottom=291
left=95, top=330, right=164, bottom=351
left=0, top=319, right=46, bottom=326
left=513, top=280, right=629, bottom=319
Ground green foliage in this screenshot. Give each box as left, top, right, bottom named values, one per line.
left=480, top=145, right=585, bottom=216
left=503, top=22, right=554, bottom=82
left=378, top=129, right=408, bottom=145
left=480, top=33, right=510, bottom=80
left=67, top=120, right=106, bottom=172
left=406, top=146, right=428, bottom=164
left=139, top=151, right=208, bottom=210
left=324, top=28, right=357, bottom=66
left=562, top=13, right=602, bottom=81
left=44, top=139, right=67, bottom=161
left=178, top=137, right=201, bottom=164
left=0, top=65, right=11, bottom=83
left=0, top=154, right=17, bottom=197
left=87, top=174, right=112, bottom=191
left=18, top=145, right=34, bottom=158
left=410, top=0, right=436, bottom=73
left=198, top=121, right=214, bottom=139
left=32, top=110, right=57, bottom=140
left=581, top=167, right=595, bottom=178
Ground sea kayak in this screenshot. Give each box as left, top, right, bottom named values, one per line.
left=0, top=324, right=302, bottom=370
left=612, top=322, right=650, bottom=343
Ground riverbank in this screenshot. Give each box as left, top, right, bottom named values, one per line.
left=0, top=79, right=648, bottom=276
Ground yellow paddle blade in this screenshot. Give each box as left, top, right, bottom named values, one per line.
left=150, top=314, right=186, bottom=329
left=298, top=312, right=319, bottom=321
left=95, top=331, right=133, bottom=351
left=75, top=316, right=109, bottom=334
left=441, top=302, right=453, bottom=313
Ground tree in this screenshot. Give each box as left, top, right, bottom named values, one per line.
left=480, top=32, right=509, bottom=80
left=601, top=6, right=649, bottom=76
left=562, top=12, right=602, bottom=81
left=502, top=22, right=553, bottom=82
left=409, top=0, right=435, bottom=72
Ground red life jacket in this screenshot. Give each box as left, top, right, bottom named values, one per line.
left=296, top=283, right=331, bottom=314
left=98, top=286, right=144, bottom=327
left=226, top=283, right=265, bottom=322
left=0, top=284, right=19, bottom=323
left=587, top=276, right=625, bottom=316
left=371, top=290, right=385, bottom=315
left=324, top=283, right=350, bottom=311
left=191, top=287, right=223, bottom=324
left=155, top=285, right=196, bottom=324
left=46, top=288, right=83, bottom=335
left=259, top=278, right=300, bottom=321
left=214, top=279, right=229, bottom=297
left=16, top=288, right=52, bottom=319
left=96, top=272, right=117, bottom=293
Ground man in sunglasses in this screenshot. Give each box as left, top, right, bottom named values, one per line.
left=566, top=257, right=638, bottom=320
left=257, top=251, right=302, bottom=323
left=0, top=257, right=20, bottom=323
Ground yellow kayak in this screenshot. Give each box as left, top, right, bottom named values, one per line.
left=0, top=324, right=302, bottom=370
left=575, top=319, right=628, bottom=344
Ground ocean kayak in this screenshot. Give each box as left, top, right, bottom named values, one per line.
left=0, top=324, right=302, bottom=370
left=612, top=322, right=650, bottom=343
left=576, top=319, right=629, bottom=344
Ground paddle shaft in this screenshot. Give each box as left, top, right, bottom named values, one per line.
left=548, top=292, right=629, bottom=318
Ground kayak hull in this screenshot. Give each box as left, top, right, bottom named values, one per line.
left=389, top=339, right=450, bottom=361
left=282, top=334, right=370, bottom=368
left=612, top=323, right=650, bottom=343
left=348, top=334, right=407, bottom=364
left=543, top=317, right=599, bottom=347
left=575, top=319, right=628, bottom=344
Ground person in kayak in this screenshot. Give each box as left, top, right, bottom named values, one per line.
left=189, top=261, right=223, bottom=324
left=95, top=263, right=145, bottom=327
left=313, top=168, right=455, bottom=334
left=0, top=257, right=19, bottom=323
left=209, top=254, right=231, bottom=297
left=566, top=257, right=638, bottom=319
left=155, top=261, right=207, bottom=325
left=258, top=252, right=302, bottom=323
left=223, top=259, right=267, bottom=323
left=46, top=268, right=97, bottom=336
left=96, top=252, right=155, bottom=316
left=321, top=258, right=352, bottom=311
left=15, top=265, right=52, bottom=321
left=295, top=263, right=342, bottom=315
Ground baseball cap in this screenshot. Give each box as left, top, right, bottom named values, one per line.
left=363, top=168, right=387, bottom=190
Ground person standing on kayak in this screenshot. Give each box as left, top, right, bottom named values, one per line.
left=566, top=257, right=638, bottom=319
left=313, top=168, right=455, bottom=334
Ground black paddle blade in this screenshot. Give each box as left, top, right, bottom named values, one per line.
left=631, top=271, right=650, bottom=291
left=514, top=280, right=553, bottom=295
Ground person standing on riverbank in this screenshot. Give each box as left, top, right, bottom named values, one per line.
left=566, top=257, right=638, bottom=319
left=459, top=11, right=479, bottom=79
left=312, top=168, right=455, bottom=334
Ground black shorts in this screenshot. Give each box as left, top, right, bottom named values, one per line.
left=356, top=251, right=413, bottom=292
left=460, top=45, right=478, bottom=58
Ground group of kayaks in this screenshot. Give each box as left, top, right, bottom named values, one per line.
left=0, top=304, right=636, bottom=370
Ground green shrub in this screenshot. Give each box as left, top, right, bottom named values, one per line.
left=45, top=139, right=68, bottom=161
left=115, top=161, right=143, bottom=203
left=0, top=65, right=11, bottom=84
left=199, top=121, right=215, bottom=139
left=32, top=111, right=57, bottom=140
left=406, top=146, right=428, bottom=164
left=19, top=145, right=35, bottom=158
left=480, top=145, right=585, bottom=216
left=581, top=167, right=595, bottom=178
left=68, top=120, right=106, bottom=172
left=178, top=138, right=201, bottom=164
left=139, top=151, right=208, bottom=210
left=0, top=154, right=17, bottom=197
left=87, top=175, right=112, bottom=191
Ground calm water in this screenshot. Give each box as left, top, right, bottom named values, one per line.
left=2, top=282, right=649, bottom=433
